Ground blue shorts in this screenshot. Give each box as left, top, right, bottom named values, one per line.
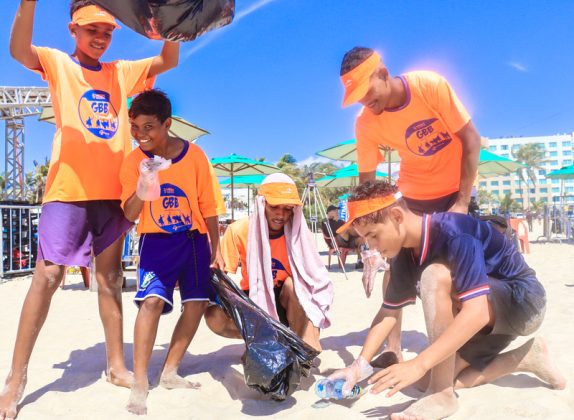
left=135, top=230, right=215, bottom=314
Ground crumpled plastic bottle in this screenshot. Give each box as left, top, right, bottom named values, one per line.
left=136, top=156, right=171, bottom=201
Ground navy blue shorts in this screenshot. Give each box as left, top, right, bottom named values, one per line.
left=135, top=230, right=215, bottom=314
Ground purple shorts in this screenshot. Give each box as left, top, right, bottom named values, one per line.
left=37, top=200, right=133, bottom=267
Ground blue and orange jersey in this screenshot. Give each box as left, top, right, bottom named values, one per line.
left=383, top=212, right=538, bottom=309
left=356, top=71, right=471, bottom=200
left=120, top=141, right=217, bottom=235
left=33, top=47, right=155, bottom=203
left=221, top=218, right=292, bottom=291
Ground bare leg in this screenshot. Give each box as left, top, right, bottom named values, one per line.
left=0, top=261, right=64, bottom=420
left=204, top=305, right=241, bottom=339
left=391, top=264, right=459, bottom=420
left=126, top=297, right=164, bottom=416
left=279, top=277, right=321, bottom=351
left=95, top=236, right=132, bottom=388
left=159, top=301, right=208, bottom=389
left=455, top=337, right=566, bottom=390
left=373, top=270, right=403, bottom=366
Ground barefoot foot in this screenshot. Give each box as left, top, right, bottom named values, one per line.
left=126, top=383, right=148, bottom=416
left=390, top=388, right=458, bottom=420
left=107, top=368, right=134, bottom=389
left=0, top=376, right=27, bottom=420
left=519, top=337, right=567, bottom=390
left=159, top=371, right=200, bottom=390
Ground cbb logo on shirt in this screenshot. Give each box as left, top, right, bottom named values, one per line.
left=150, top=183, right=193, bottom=233
left=271, top=258, right=287, bottom=280
left=405, top=118, right=452, bottom=157
left=78, top=89, right=119, bottom=140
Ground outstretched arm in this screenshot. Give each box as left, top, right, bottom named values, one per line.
left=10, top=0, right=41, bottom=70
left=148, top=41, right=180, bottom=77
left=450, top=120, right=481, bottom=214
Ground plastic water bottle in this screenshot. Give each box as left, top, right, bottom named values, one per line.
left=314, top=379, right=362, bottom=400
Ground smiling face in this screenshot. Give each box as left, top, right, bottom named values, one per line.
left=264, top=203, right=295, bottom=235
left=129, top=114, right=171, bottom=154
left=353, top=207, right=406, bottom=259
left=69, top=22, right=115, bottom=62
left=358, top=66, right=392, bottom=115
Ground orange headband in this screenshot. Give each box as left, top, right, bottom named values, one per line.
left=336, top=192, right=402, bottom=233
left=340, top=51, right=381, bottom=107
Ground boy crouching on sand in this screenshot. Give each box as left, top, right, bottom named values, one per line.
left=329, top=180, right=565, bottom=420
left=120, top=90, right=223, bottom=415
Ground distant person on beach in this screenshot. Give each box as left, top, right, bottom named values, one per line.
left=120, top=90, right=223, bottom=415
left=321, top=205, right=365, bottom=268
left=205, top=173, right=333, bottom=351
left=329, top=180, right=566, bottom=420
left=0, top=2, right=179, bottom=419
left=339, top=46, right=482, bottom=364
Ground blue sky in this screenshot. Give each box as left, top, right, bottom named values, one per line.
left=1, top=0, right=574, bottom=173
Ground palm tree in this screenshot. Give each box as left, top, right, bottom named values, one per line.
left=514, top=143, right=546, bottom=207
left=26, top=158, right=50, bottom=204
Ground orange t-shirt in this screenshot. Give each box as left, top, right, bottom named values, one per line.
left=120, top=141, right=217, bottom=235
left=356, top=71, right=471, bottom=200
left=33, top=47, right=155, bottom=203
left=221, top=218, right=292, bottom=291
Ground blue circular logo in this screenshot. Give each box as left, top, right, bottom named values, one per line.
left=150, top=183, right=193, bottom=233
left=78, top=89, right=119, bottom=140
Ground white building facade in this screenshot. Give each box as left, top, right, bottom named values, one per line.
left=479, top=133, right=574, bottom=207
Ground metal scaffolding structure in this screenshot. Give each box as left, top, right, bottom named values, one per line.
left=0, top=86, right=51, bottom=200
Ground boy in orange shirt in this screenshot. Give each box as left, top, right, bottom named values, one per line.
left=120, top=89, right=223, bottom=415
left=340, top=47, right=482, bottom=364
left=1, top=2, right=178, bottom=418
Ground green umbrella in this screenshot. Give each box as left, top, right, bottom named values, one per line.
left=211, top=154, right=278, bottom=219
left=316, top=163, right=388, bottom=188
left=219, top=174, right=266, bottom=215
left=38, top=105, right=209, bottom=142
left=546, top=164, right=574, bottom=180
left=478, top=149, right=526, bottom=178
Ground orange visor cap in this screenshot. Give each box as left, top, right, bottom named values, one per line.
left=72, top=5, right=120, bottom=29
left=341, top=52, right=381, bottom=107
left=337, top=192, right=402, bottom=233
left=258, top=173, right=303, bottom=206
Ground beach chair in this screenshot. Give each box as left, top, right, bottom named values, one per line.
left=323, top=234, right=351, bottom=269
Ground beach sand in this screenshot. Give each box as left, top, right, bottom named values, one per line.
left=1, top=225, right=572, bottom=419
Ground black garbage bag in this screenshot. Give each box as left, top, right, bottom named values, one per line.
left=210, top=268, right=320, bottom=401
left=92, top=0, right=234, bottom=42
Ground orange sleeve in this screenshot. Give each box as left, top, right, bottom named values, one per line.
left=120, top=152, right=140, bottom=210
left=116, top=57, right=156, bottom=97
left=192, top=146, right=218, bottom=219
left=32, top=47, right=60, bottom=85
left=356, top=111, right=385, bottom=173
left=221, top=224, right=240, bottom=274
left=427, top=73, right=471, bottom=134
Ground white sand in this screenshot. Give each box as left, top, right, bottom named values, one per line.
left=1, top=226, right=573, bottom=419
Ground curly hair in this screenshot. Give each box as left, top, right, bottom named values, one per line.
left=340, top=47, right=375, bottom=76
left=348, top=180, right=407, bottom=226
left=70, top=0, right=96, bottom=19
left=129, top=89, right=172, bottom=123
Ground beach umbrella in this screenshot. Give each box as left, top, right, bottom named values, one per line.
left=38, top=105, right=209, bottom=142
left=316, top=138, right=399, bottom=180
left=211, top=154, right=279, bottom=219
left=219, top=174, right=266, bottom=215
left=316, top=164, right=388, bottom=188
left=546, top=164, right=574, bottom=180
left=478, top=149, right=526, bottom=178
